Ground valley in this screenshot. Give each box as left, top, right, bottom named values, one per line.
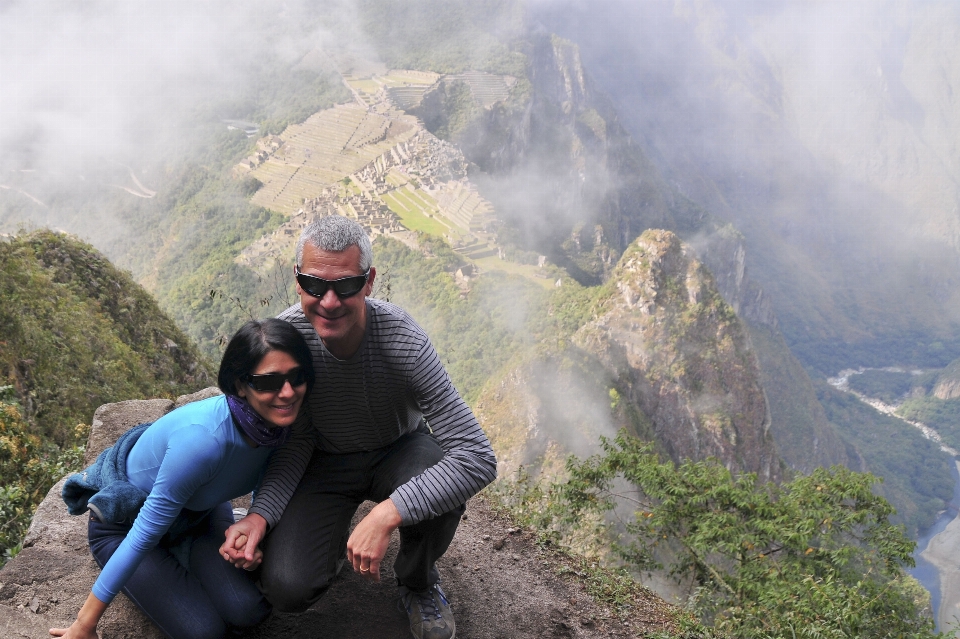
left=831, top=367, right=960, bottom=631
left=3, top=1, right=960, bottom=636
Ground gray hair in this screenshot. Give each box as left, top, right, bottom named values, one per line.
left=296, top=215, right=372, bottom=272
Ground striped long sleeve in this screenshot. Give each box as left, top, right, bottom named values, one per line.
left=246, top=406, right=316, bottom=528
left=249, top=300, right=497, bottom=528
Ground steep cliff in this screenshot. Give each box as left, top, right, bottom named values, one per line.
left=532, top=0, right=960, bottom=372
left=577, top=230, right=780, bottom=480
left=934, top=358, right=960, bottom=399
left=480, top=230, right=781, bottom=482
left=447, top=21, right=881, bottom=480
left=412, top=31, right=709, bottom=284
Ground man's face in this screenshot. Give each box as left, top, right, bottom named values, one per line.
left=296, top=243, right=375, bottom=359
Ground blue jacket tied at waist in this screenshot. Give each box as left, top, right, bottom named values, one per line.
left=62, top=423, right=150, bottom=524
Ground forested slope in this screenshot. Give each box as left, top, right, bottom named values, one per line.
left=0, top=231, right=211, bottom=561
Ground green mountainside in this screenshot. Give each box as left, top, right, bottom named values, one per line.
left=816, top=383, right=953, bottom=535
left=347, top=3, right=953, bottom=532
left=0, top=231, right=211, bottom=443
left=0, top=230, right=211, bottom=561
left=3, top=0, right=946, bottom=534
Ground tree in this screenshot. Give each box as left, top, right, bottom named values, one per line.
left=542, top=431, right=944, bottom=638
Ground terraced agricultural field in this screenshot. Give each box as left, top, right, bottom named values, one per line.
left=248, top=104, right=418, bottom=214
left=446, top=71, right=514, bottom=108
left=383, top=70, right=440, bottom=85
left=346, top=78, right=381, bottom=94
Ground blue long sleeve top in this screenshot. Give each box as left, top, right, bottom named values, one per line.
left=92, top=395, right=274, bottom=604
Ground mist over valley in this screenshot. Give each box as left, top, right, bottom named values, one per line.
left=3, top=0, right=960, bottom=635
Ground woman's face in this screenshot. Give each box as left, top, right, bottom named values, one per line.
left=235, top=349, right=307, bottom=428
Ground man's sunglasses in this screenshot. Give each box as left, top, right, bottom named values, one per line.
left=295, top=266, right=370, bottom=299
left=243, top=368, right=307, bottom=393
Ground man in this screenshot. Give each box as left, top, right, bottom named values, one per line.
left=222, top=215, right=497, bottom=639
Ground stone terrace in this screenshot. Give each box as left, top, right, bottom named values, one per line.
left=233, top=65, right=506, bottom=271
left=445, top=71, right=515, bottom=108
left=243, top=105, right=419, bottom=215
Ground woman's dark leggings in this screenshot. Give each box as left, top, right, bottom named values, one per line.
left=88, top=502, right=271, bottom=639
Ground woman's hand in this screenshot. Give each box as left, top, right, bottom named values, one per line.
left=221, top=513, right=267, bottom=569
left=228, top=533, right=263, bottom=570
left=50, top=592, right=107, bottom=639
left=49, top=620, right=99, bottom=639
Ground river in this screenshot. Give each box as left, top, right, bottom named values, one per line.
left=912, top=460, right=960, bottom=631
left=829, top=369, right=959, bottom=631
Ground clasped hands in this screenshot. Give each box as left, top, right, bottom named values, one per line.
left=219, top=499, right=402, bottom=581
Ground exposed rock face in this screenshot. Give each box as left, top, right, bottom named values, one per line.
left=478, top=230, right=781, bottom=483
left=935, top=379, right=960, bottom=400
left=934, top=359, right=960, bottom=399
left=0, top=390, right=674, bottom=638
left=691, top=225, right=778, bottom=329
left=746, top=324, right=855, bottom=473
left=445, top=31, right=705, bottom=283
left=575, top=230, right=780, bottom=481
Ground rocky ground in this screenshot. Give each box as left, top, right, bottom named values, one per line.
left=0, top=392, right=677, bottom=638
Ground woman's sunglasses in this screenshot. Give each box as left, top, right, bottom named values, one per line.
left=295, top=266, right=369, bottom=299
left=243, top=368, right=307, bottom=392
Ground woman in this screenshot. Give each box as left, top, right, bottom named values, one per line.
left=51, top=318, right=314, bottom=639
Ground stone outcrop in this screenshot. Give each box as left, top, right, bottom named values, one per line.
left=0, top=390, right=218, bottom=639
left=690, top=225, right=778, bottom=329
left=576, top=230, right=780, bottom=481
left=934, top=359, right=960, bottom=400
left=480, top=230, right=781, bottom=484
left=0, top=391, right=675, bottom=638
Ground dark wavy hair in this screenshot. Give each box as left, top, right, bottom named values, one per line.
left=217, top=319, right=315, bottom=396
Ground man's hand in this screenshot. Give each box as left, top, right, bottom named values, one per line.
left=347, top=499, right=402, bottom=582
left=230, top=533, right=264, bottom=570
left=220, top=513, right=268, bottom=569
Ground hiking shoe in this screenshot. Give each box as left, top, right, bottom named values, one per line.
left=398, top=582, right=456, bottom=639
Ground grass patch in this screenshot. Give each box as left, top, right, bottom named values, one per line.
left=473, top=254, right=558, bottom=289
left=346, top=78, right=380, bottom=94
left=385, top=171, right=407, bottom=187
left=402, top=186, right=440, bottom=212
left=383, top=192, right=451, bottom=236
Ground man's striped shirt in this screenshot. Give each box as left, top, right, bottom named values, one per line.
left=248, top=299, right=498, bottom=527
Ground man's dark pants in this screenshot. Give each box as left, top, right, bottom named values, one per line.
left=259, top=430, right=465, bottom=612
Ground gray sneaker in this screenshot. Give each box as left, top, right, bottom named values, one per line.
left=398, top=582, right=456, bottom=639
